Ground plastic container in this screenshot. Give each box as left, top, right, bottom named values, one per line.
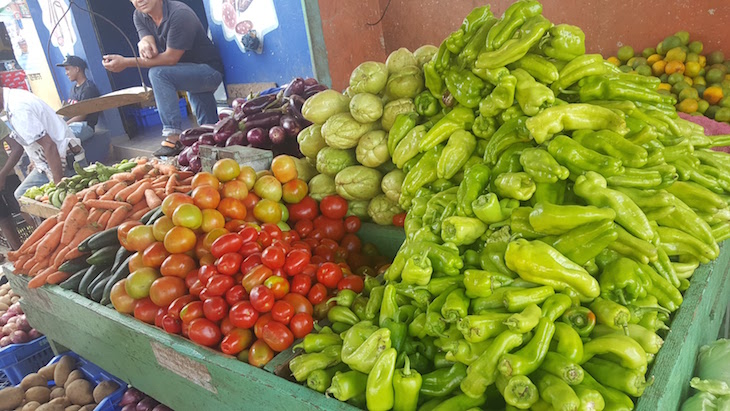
left=126, top=98, right=188, bottom=129
left=48, top=351, right=127, bottom=411
left=0, top=336, right=54, bottom=385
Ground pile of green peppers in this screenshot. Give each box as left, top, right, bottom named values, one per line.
left=288, top=1, right=730, bottom=410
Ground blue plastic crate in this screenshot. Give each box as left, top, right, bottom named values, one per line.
left=48, top=352, right=127, bottom=411
left=127, top=98, right=188, bottom=129
left=0, top=336, right=54, bottom=385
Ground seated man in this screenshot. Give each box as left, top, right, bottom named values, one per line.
left=0, top=87, right=84, bottom=200
left=58, top=55, right=100, bottom=142
left=102, top=0, right=224, bottom=157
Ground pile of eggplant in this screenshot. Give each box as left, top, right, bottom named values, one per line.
left=177, top=77, right=327, bottom=172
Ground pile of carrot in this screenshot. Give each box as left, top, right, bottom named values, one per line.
left=8, top=158, right=192, bottom=289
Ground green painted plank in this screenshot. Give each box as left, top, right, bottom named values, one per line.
left=358, top=223, right=405, bottom=260
left=300, top=0, right=332, bottom=87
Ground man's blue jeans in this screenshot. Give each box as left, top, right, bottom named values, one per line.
left=148, top=63, right=223, bottom=138
left=68, top=122, right=94, bottom=142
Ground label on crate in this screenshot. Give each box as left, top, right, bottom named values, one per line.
left=150, top=341, right=217, bottom=393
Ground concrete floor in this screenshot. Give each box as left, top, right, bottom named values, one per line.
left=111, top=118, right=193, bottom=161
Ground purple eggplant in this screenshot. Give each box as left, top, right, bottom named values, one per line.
left=120, top=389, right=145, bottom=406
left=178, top=146, right=193, bottom=166
left=190, top=142, right=201, bottom=156
left=189, top=155, right=202, bottom=173
left=226, top=131, right=247, bottom=147
left=283, top=77, right=305, bottom=97
left=287, top=95, right=312, bottom=127
left=231, top=97, right=247, bottom=111
left=242, top=94, right=277, bottom=116
left=218, top=109, right=233, bottom=120
left=180, top=127, right=210, bottom=146
left=152, top=406, right=173, bottom=411
left=198, top=132, right=216, bottom=146
left=214, top=117, right=238, bottom=139
left=269, top=126, right=287, bottom=145
left=303, top=84, right=329, bottom=99
left=304, top=78, right=319, bottom=86
left=279, top=115, right=302, bottom=138
left=244, top=111, right=283, bottom=130
left=247, top=127, right=272, bottom=149
left=234, top=108, right=246, bottom=122
left=136, top=397, right=159, bottom=411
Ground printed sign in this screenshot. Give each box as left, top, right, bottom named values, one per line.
left=209, top=0, right=278, bottom=54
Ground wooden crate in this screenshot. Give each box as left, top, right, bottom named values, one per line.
left=18, top=197, right=58, bottom=219
left=199, top=145, right=273, bottom=172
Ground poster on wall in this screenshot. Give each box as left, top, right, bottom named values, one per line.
left=38, top=0, right=75, bottom=57
left=209, top=0, right=278, bottom=54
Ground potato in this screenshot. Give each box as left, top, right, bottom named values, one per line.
left=0, top=287, right=8, bottom=296
left=77, top=405, right=96, bottom=411
left=92, top=381, right=119, bottom=404
left=0, top=302, right=9, bottom=311
left=38, top=364, right=56, bottom=381
left=10, top=296, right=19, bottom=303
left=63, top=371, right=84, bottom=390
left=48, top=397, right=71, bottom=407
left=0, top=386, right=25, bottom=410
left=23, top=401, right=41, bottom=411
left=24, top=386, right=51, bottom=404
left=65, top=380, right=93, bottom=406
left=36, top=402, right=65, bottom=411
left=64, top=406, right=81, bottom=411
left=20, top=374, right=47, bottom=391
left=53, top=356, right=76, bottom=386
left=49, top=387, right=64, bottom=400
left=0, top=295, right=11, bottom=306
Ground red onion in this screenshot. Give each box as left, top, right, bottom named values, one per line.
left=152, top=405, right=172, bottom=411
left=3, top=323, right=18, bottom=335
left=0, top=336, right=10, bottom=347
left=121, top=405, right=136, bottom=411
left=136, top=397, right=159, bottom=411
left=8, top=303, right=22, bottom=315
left=120, top=388, right=145, bottom=406
left=28, top=329, right=41, bottom=339
left=10, top=330, right=28, bottom=344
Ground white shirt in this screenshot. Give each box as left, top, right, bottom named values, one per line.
left=2, top=88, right=78, bottom=176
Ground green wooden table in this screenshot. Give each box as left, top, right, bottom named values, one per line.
left=3, top=239, right=729, bottom=410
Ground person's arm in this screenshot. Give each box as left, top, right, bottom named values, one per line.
left=66, top=115, right=86, bottom=124
left=138, top=35, right=158, bottom=59
left=0, top=137, right=23, bottom=190
left=36, top=134, right=64, bottom=183
left=102, top=47, right=184, bottom=72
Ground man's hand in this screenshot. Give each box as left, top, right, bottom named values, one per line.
left=102, top=55, right=128, bottom=73
left=138, top=38, right=158, bottom=59
left=26, top=163, right=34, bottom=174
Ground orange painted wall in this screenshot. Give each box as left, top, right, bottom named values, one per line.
left=318, top=0, right=730, bottom=90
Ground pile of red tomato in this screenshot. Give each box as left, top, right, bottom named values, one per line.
left=110, top=156, right=387, bottom=367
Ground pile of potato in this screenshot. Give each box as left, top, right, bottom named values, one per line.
left=0, top=283, right=21, bottom=312
left=0, top=355, right=121, bottom=411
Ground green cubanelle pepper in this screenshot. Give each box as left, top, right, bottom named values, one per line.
left=365, top=286, right=385, bottom=320
left=532, top=180, right=566, bottom=205
left=486, top=0, right=543, bottom=49
left=457, top=163, right=491, bottom=216
left=479, top=74, right=517, bottom=117
left=578, top=76, right=677, bottom=106
left=540, top=351, right=584, bottom=386
left=503, top=303, right=542, bottom=333
left=589, top=297, right=630, bottom=332
left=496, top=373, right=539, bottom=409
left=441, top=216, right=487, bottom=246
left=572, top=129, right=648, bottom=168
left=637, top=262, right=683, bottom=312
left=512, top=68, right=556, bottom=116
left=289, top=345, right=342, bottom=382
left=499, top=317, right=555, bottom=377
left=657, top=226, right=718, bottom=264
left=500, top=104, right=527, bottom=123
left=572, top=385, right=606, bottom=411
left=547, top=219, right=618, bottom=266
left=580, top=371, right=635, bottom=411
left=581, top=334, right=648, bottom=372
left=415, top=91, right=440, bottom=117
left=655, top=198, right=716, bottom=251
left=599, top=257, right=648, bottom=305
left=473, top=193, right=506, bottom=224
left=541, top=293, right=573, bottom=322
left=306, top=363, right=348, bottom=393
left=328, top=306, right=361, bottom=326
left=366, top=348, right=397, bottom=411
left=494, top=172, right=536, bottom=201
left=393, top=357, right=422, bottom=411
left=607, top=225, right=658, bottom=265
left=592, top=324, right=663, bottom=355
left=472, top=286, right=522, bottom=313
left=431, top=393, right=486, bottom=411
left=519, top=147, right=570, bottom=183
left=480, top=227, right=515, bottom=276
left=327, top=370, right=368, bottom=401
left=437, top=130, right=477, bottom=179
left=341, top=322, right=391, bottom=373
left=472, top=115, right=497, bottom=139
left=534, top=371, right=581, bottom=411
left=401, top=146, right=443, bottom=206
left=420, top=362, right=468, bottom=398
left=441, top=338, right=493, bottom=365
left=441, top=288, right=470, bottom=322
left=541, top=24, right=586, bottom=61
left=420, top=106, right=476, bottom=152
left=547, top=135, right=625, bottom=177
left=529, top=202, right=615, bottom=235
left=477, top=14, right=551, bottom=69
left=401, top=252, right=433, bottom=286
left=491, top=141, right=529, bottom=177
left=386, top=240, right=463, bottom=280
left=561, top=306, right=596, bottom=338
left=388, top=112, right=419, bottom=155
left=605, top=167, right=664, bottom=190
left=508, top=53, right=559, bottom=84
left=328, top=289, right=357, bottom=308
left=458, top=312, right=511, bottom=343
left=526, top=103, right=629, bottom=144
left=582, top=357, right=649, bottom=397
left=463, top=269, right=514, bottom=299
left=456, top=9, right=497, bottom=69
left=505, top=239, right=600, bottom=299
left=484, top=116, right=531, bottom=165
left=461, top=330, right=525, bottom=398
left=393, top=125, right=427, bottom=169
left=503, top=285, right=555, bottom=312
left=510, top=207, right=543, bottom=240
left=444, top=69, right=486, bottom=108
left=293, top=332, right=342, bottom=353
left=552, top=322, right=584, bottom=364
left=550, top=54, right=609, bottom=93
left=379, top=284, right=399, bottom=326
left=574, top=171, right=655, bottom=242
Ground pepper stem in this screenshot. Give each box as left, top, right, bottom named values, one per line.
left=403, top=356, right=411, bottom=376
left=616, top=290, right=628, bottom=306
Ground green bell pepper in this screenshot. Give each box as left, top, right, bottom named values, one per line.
left=478, top=74, right=517, bottom=117
left=366, top=347, right=397, bottom=411
left=512, top=68, right=555, bottom=116
left=541, top=24, right=585, bottom=61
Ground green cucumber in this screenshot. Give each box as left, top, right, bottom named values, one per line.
left=140, top=207, right=162, bottom=225
left=59, top=267, right=88, bottom=291
left=58, top=256, right=90, bottom=274
left=78, top=265, right=105, bottom=297
left=86, top=268, right=112, bottom=297
left=86, top=246, right=119, bottom=266
left=90, top=276, right=111, bottom=302
left=100, top=255, right=133, bottom=305
left=87, top=228, right=119, bottom=251
left=110, top=247, right=132, bottom=273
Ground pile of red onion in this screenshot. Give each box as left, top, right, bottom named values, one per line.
left=120, top=387, right=173, bottom=411
left=0, top=303, right=41, bottom=347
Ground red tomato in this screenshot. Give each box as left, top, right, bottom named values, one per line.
left=271, top=267, right=286, bottom=278
left=229, top=301, right=259, bottom=329
left=239, top=225, right=259, bottom=243
left=318, top=238, right=339, bottom=252
left=210, top=233, right=243, bottom=258
left=303, top=238, right=319, bottom=249
left=206, top=274, right=235, bottom=296
left=161, top=254, right=198, bottom=278
left=287, top=196, right=319, bottom=222
left=282, top=293, right=314, bottom=316
left=249, top=285, right=275, bottom=312
left=142, top=242, right=170, bottom=269
left=242, top=192, right=261, bottom=210
left=284, top=249, right=310, bottom=276
left=188, top=318, right=222, bottom=347
left=240, top=254, right=262, bottom=276
left=302, top=264, right=317, bottom=278
left=338, top=275, right=364, bottom=293
left=203, top=297, right=229, bottom=322
left=155, top=307, right=167, bottom=328
left=317, top=262, right=344, bottom=289
left=314, top=216, right=346, bottom=242
left=283, top=230, right=300, bottom=243
left=392, top=212, right=406, bottom=227
left=291, top=241, right=312, bottom=253
left=344, top=216, right=361, bottom=234
left=149, top=276, right=187, bottom=308
left=263, top=276, right=290, bottom=299
left=242, top=265, right=274, bottom=292
left=216, top=252, right=244, bottom=275
left=307, top=283, right=328, bottom=305
left=294, top=219, right=314, bottom=238
left=180, top=300, right=204, bottom=323
left=320, top=195, right=348, bottom=219
left=290, top=274, right=312, bottom=296
left=271, top=301, right=295, bottom=325
left=199, top=287, right=216, bottom=302
left=167, top=295, right=197, bottom=319
left=339, top=234, right=362, bottom=254
left=198, top=265, right=219, bottom=284
left=309, top=228, right=325, bottom=241
left=225, top=285, right=247, bottom=306
left=261, top=223, right=283, bottom=241
left=310, top=255, right=325, bottom=265
left=220, top=328, right=254, bottom=356
left=220, top=317, right=235, bottom=336
left=262, top=321, right=294, bottom=352
left=189, top=280, right=204, bottom=298
left=239, top=242, right=263, bottom=257
left=162, top=314, right=182, bottom=334
left=257, top=230, right=272, bottom=248
left=248, top=340, right=274, bottom=367
left=261, top=246, right=286, bottom=269
left=289, top=313, right=314, bottom=339
left=254, top=313, right=273, bottom=339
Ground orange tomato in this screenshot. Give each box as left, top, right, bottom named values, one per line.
left=161, top=192, right=194, bottom=217
left=212, top=158, right=241, bottom=182
left=192, top=172, right=220, bottom=190
left=221, top=180, right=249, bottom=200
left=192, top=185, right=221, bottom=209
left=271, top=155, right=298, bottom=183
left=172, top=203, right=203, bottom=230
left=253, top=199, right=282, bottom=224
left=142, top=242, right=170, bottom=269
left=160, top=254, right=198, bottom=278
left=128, top=252, right=144, bottom=272
left=117, top=220, right=142, bottom=248
left=149, top=276, right=188, bottom=307
left=126, top=225, right=157, bottom=252
left=110, top=279, right=136, bottom=314
left=201, top=209, right=226, bottom=233
left=152, top=216, right=175, bottom=242
left=218, top=197, right=247, bottom=220
left=237, top=166, right=257, bottom=190
left=254, top=176, right=282, bottom=202
left=282, top=179, right=309, bottom=204
left=164, top=226, right=197, bottom=254
left=134, top=298, right=159, bottom=324
left=126, top=267, right=161, bottom=299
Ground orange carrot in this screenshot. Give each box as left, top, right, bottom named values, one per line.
left=29, top=267, right=54, bottom=288
left=174, top=185, right=192, bottom=193
left=13, top=254, right=29, bottom=268
left=18, top=215, right=58, bottom=253
left=47, top=272, right=70, bottom=285
left=106, top=207, right=129, bottom=229
left=178, top=177, right=194, bottom=185
left=130, top=207, right=151, bottom=221
left=27, top=260, right=44, bottom=277
left=153, top=188, right=165, bottom=199
left=131, top=164, right=153, bottom=180
left=165, top=174, right=178, bottom=195
left=155, top=163, right=178, bottom=175
left=84, top=199, right=132, bottom=210
left=130, top=201, right=147, bottom=214
left=100, top=182, right=127, bottom=200
left=136, top=157, right=149, bottom=165
left=127, top=181, right=152, bottom=205
left=36, top=222, right=63, bottom=259
left=59, top=194, right=79, bottom=220
left=111, top=172, right=136, bottom=182
left=83, top=190, right=98, bottom=202
left=52, top=245, right=71, bottom=267
left=61, top=204, right=89, bottom=245
left=176, top=171, right=194, bottom=180
left=116, top=179, right=148, bottom=201
left=98, top=210, right=112, bottom=228
left=145, top=189, right=162, bottom=209
left=87, top=208, right=103, bottom=224
left=95, top=185, right=106, bottom=196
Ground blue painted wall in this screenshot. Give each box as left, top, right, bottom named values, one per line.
left=203, top=0, right=314, bottom=85
left=25, top=0, right=125, bottom=137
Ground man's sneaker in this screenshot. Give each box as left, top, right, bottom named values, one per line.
left=153, top=140, right=183, bottom=158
